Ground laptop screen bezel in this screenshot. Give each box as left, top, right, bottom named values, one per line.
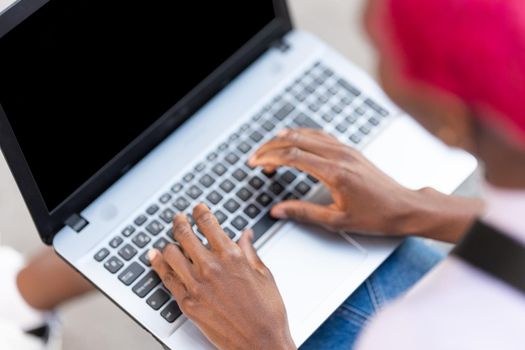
left=0, top=0, right=293, bottom=244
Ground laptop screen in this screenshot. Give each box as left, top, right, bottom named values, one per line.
left=0, top=1, right=276, bottom=212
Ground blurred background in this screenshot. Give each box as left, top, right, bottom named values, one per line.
left=0, top=0, right=480, bottom=348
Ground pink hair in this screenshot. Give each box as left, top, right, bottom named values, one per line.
left=384, top=0, right=525, bottom=142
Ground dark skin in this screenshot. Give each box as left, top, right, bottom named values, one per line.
left=15, top=0, right=525, bottom=348
left=148, top=1, right=525, bottom=349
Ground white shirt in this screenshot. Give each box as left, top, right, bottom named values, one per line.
left=356, top=182, right=525, bottom=350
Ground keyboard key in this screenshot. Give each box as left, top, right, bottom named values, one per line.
left=248, top=176, right=264, bottom=190
left=134, top=215, right=147, bottom=226
left=159, top=193, right=172, bottom=204
left=183, top=173, right=194, bottom=183
left=199, top=174, right=215, bottom=188
left=194, top=162, right=206, bottom=172
left=207, top=152, right=218, bottom=161
left=94, top=248, right=109, bottom=262
left=118, top=244, right=137, bottom=261
left=261, top=169, right=276, bottom=178
left=295, top=181, right=312, bottom=195
left=146, top=220, right=164, bottom=236
left=104, top=256, right=124, bottom=274
left=133, top=270, right=161, bottom=298
left=219, top=179, right=235, bottom=193
left=349, top=133, right=362, bottom=144
left=355, top=107, right=365, bottom=116
left=225, top=153, right=240, bottom=165
left=132, top=232, right=151, bottom=248
left=359, top=125, right=371, bottom=135
left=331, top=105, right=343, bottom=114
left=212, top=163, right=227, bottom=176
left=237, top=142, right=252, bottom=154
left=269, top=182, right=285, bottom=196
left=236, top=187, right=253, bottom=201
left=307, top=174, right=320, bottom=184
left=283, top=192, right=299, bottom=201
left=345, top=115, right=358, bottom=124
left=369, top=117, right=380, bottom=126
left=249, top=131, right=263, bottom=143
left=160, top=208, right=175, bottom=224
left=336, top=122, right=348, bottom=133
left=186, top=185, right=203, bottom=199
left=161, top=301, right=182, bottom=323
left=229, top=132, right=240, bottom=142
left=146, top=204, right=159, bottom=215
left=224, top=227, right=237, bottom=239
left=262, top=120, right=275, bottom=131
left=171, top=183, right=183, bottom=193
left=256, top=192, right=273, bottom=207
left=109, top=236, right=124, bottom=248
left=118, top=262, right=145, bottom=286
left=364, top=98, right=389, bottom=117
left=174, top=197, right=190, bottom=211
left=139, top=251, right=151, bottom=267
left=206, top=191, right=223, bottom=205
left=224, top=199, right=241, bottom=213
left=274, top=103, right=295, bottom=121
left=122, top=225, right=135, bottom=237
left=252, top=214, right=279, bottom=241
left=153, top=237, right=170, bottom=251
left=214, top=210, right=228, bottom=224
left=232, top=216, right=249, bottom=231
left=337, top=79, right=361, bottom=97
left=232, top=168, right=248, bottom=182
left=322, top=113, right=335, bottom=122
left=294, top=113, right=322, bottom=129
left=146, top=289, right=170, bottom=310
left=244, top=204, right=261, bottom=219
left=280, top=170, right=297, bottom=184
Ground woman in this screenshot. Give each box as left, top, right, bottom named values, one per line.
left=147, top=0, right=525, bottom=349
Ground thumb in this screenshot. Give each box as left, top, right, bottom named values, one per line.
left=271, top=200, right=343, bottom=230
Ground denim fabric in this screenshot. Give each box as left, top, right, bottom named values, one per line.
left=299, top=238, right=444, bottom=350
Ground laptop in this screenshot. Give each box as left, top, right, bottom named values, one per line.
left=0, top=1, right=477, bottom=348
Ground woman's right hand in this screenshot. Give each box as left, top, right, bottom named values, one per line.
left=249, top=128, right=482, bottom=241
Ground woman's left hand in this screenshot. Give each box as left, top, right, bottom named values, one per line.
left=149, top=204, right=296, bottom=350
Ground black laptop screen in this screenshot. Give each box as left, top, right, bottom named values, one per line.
left=0, top=1, right=276, bottom=211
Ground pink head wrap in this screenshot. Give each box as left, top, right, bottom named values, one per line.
left=382, top=0, right=525, bottom=142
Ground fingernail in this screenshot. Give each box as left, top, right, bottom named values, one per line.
left=248, top=156, right=257, bottom=166
left=148, top=249, right=159, bottom=262
left=271, top=207, right=287, bottom=219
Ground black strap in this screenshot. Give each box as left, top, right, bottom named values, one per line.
left=452, top=220, right=525, bottom=295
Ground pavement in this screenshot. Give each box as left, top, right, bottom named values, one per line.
left=0, top=0, right=481, bottom=349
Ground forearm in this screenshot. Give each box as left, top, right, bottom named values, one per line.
left=401, top=188, right=484, bottom=243
left=16, top=248, right=94, bottom=310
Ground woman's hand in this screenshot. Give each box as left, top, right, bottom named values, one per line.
left=249, top=128, right=483, bottom=241
left=149, top=204, right=296, bottom=350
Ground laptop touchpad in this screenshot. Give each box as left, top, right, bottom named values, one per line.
left=258, top=221, right=367, bottom=328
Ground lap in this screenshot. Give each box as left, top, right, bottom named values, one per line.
left=300, top=237, right=445, bottom=350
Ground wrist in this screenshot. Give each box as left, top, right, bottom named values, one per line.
left=398, top=187, right=483, bottom=243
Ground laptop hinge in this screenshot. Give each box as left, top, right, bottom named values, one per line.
left=65, top=213, right=89, bottom=233
left=271, top=38, right=290, bottom=53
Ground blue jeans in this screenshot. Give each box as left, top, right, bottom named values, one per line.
left=300, top=238, right=444, bottom=350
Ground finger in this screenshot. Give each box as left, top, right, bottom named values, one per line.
left=250, top=129, right=343, bottom=164
left=237, top=229, right=264, bottom=269
left=172, top=213, right=209, bottom=263
left=193, top=203, right=231, bottom=251
left=249, top=147, right=338, bottom=185
left=149, top=249, right=188, bottom=300
left=296, top=128, right=340, bottom=143
left=161, top=243, right=195, bottom=283
left=271, top=200, right=344, bottom=229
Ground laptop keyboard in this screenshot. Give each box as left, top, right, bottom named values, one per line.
left=93, top=61, right=391, bottom=324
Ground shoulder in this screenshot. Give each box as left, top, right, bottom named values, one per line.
left=356, top=257, right=525, bottom=350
